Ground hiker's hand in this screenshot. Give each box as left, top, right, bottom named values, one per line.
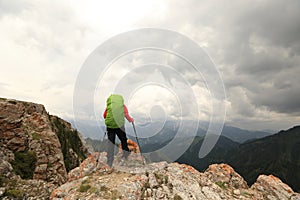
left=131, top=118, right=134, bottom=123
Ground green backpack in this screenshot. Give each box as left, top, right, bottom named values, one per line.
left=105, top=94, right=125, bottom=128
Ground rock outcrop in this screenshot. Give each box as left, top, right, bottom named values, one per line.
left=51, top=152, right=300, bottom=200
left=49, top=115, right=92, bottom=172
left=0, top=98, right=90, bottom=199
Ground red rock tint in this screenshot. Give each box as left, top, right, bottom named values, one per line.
left=0, top=98, right=90, bottom=199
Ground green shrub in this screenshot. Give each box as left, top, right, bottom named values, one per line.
left=8, top=100, right=17, bottom=105
left=51, top=117, right=87, bottom=172
left=82, top=178, right=89, bottom=185
left=89, top=187, right=98, bottom=193
left=100, top=185, right=108, bottom=191
left=154, top=172, right=168, bottom=184
left=31, top=132, right=40, bottom=140
left=5, top=188, right=24, bottom=198
left=174, top=194, right=183, bottom=200
left=78, top=184, right=91, bottom=192
left=111, top=189, right=122, bottom=200
left=215, top=181, right=226, bottom=189
left=0, top=175, right=8, bottom=187
left=11, top=151, right=37, bottom=179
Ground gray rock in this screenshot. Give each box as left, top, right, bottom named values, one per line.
left=0, top=187, right=6, bottom=197
left=51, top=158, right=300, bottom=200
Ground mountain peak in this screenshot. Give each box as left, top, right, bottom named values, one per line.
left=51, top=152, right=300, bottom=200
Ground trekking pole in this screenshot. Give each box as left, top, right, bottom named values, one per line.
left=97, top=131, right=107, bottom=167
left=132, top=122, right=146, bottom=165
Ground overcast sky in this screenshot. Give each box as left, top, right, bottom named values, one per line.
left=1, top=0, right=300, bottom=131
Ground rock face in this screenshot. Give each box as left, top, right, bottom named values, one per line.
left=49, top=115, right=92, bottom=172
left=0, top=98, right=90, bottom=199
left=51, top=153, right=300, bottom=200
left=251, top=175, right=299, bottom=199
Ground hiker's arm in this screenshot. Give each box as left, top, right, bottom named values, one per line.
left=103, top=109, right=107, bottom=119
left=124, top=105, right=134, bottom=122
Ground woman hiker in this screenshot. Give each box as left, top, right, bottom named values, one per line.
left=103, top=94, right=134, bottom=167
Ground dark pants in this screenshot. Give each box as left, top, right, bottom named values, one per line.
left=106, top=126, right=130, bottom=167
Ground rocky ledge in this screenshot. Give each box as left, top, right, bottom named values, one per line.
left=0, top=98, right=91, bottom=199
left=51, top=152, right=300, bottom=200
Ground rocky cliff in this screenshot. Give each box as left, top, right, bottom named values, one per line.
left=51, top=152, right=300, bottom=200
left=0, top=98, right=91, bottom=199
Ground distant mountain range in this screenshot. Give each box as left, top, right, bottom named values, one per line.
left=85, top=124, right=300, bottom=192
left=175, top=126, right=300, bottom=192
left=176, top=135, right=239, bottom=170
left=213, top=125, right=273, bottom=143
left=71, top=118, right=273, bottom=143
left=227, top=126, right=300, bottom=193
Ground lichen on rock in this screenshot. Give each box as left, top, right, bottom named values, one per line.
left=51, top=152, right=300, bottom=200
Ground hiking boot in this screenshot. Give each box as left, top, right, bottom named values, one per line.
left=107, top=167, right=115, bottom=174
left=107, top=160, right=113, bottom=168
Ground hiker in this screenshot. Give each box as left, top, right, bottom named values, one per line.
left=103, top=94, right=134, bottom=167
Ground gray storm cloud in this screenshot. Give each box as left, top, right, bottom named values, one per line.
left=0, top=0, right=299, bottom=131
left=148, top=0, right=300, bottom=126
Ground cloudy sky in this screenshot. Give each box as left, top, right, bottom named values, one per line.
left=1, top=0, right=300, bottom=132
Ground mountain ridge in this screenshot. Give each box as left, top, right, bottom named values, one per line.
left=51, top=152, right=300, bottom=200
left=86, top=125, right=300, bottom=193
left=228, top=125, right=300, bottom=192
left=0, top=98, right=91, bottom=199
